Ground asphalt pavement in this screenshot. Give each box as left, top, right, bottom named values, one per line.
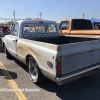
left=0, top=41, right=100, bottom=100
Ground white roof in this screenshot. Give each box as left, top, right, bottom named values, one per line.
left=16, top=20, right=57, bottom=25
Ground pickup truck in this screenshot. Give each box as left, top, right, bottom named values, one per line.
left=2, top=20, right=100, bottom=85
left=59, top=19, right=100, bottom=38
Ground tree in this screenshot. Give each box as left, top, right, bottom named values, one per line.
left=0, top=23, right=3, bottom=26
left=7, top=21, right=13, bottom=25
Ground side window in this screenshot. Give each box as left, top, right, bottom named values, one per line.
left=59, top=21, right=69, bottom=30
left=72, top=20, right=93, bottom=30
left=12, top=23, right=19, bottom=36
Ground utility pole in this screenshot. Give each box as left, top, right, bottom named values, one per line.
left=13, top=11, right=16, bottom=22
left=38, top=12, right=42, bottom=19
left=83, top=13, right=85, bottom=19
left=5, top=19, right=7, bottom=24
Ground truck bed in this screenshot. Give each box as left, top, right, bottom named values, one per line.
left=34, top=36, right=100, bottom=76
left=31, top=36, right=97, bottom=45
left=22, top=36, right=100, bottom=77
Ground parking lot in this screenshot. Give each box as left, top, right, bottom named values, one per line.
left=0, top=39, right=100, bottom=100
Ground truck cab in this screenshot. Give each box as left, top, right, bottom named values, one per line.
left=59, top=19, right=100, bottom=38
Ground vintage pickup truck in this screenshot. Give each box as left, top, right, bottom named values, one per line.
left=59, top=19, right=100, bottom=38
left=2, top=20, right=100, bottom=85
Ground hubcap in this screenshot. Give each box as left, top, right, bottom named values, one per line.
left=29, top=59, right=38, bottom=82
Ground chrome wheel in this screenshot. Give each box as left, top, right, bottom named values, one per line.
left=29, top=58, right=38, bottom=82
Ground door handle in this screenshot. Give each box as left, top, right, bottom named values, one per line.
left=12, top=40, right=18, bottom=43
left=15, top=40, right=18, bottom=42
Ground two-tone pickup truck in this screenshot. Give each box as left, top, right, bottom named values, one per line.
left=2, top=20, right=100, bottom=85
left=59, top=19, right=100, bottom=38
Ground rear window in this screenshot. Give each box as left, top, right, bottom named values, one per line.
left=23, top=23, right=57, bottom=34
left=72, top=20, right=93, bottom=30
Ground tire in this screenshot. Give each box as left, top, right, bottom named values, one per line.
left=27, top=57, right=45, bottom=83
left=4, top=44, right=12, bottom=59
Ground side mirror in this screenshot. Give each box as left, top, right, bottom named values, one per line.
left=15, top=30, right=17, bottom=32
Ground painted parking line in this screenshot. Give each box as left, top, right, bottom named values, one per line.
left=0, top=61, right=27, bottom=100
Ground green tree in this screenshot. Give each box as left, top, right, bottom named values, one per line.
left=7, top=21, right=13, bottom=25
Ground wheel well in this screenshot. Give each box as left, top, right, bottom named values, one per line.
left=26, top=55, right=45, bottom=78
left=26, top=55, right=40, bottom=70
left=26, top=55, right=32, bottom=65
left=2, top=42, right=5, bottom=47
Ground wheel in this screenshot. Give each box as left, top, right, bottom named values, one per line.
left=4, top=44, right=12, bottom=59
left=28, top=57, right=45, bottom=83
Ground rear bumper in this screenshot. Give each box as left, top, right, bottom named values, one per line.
left=56, top=63, right=100, bottom=85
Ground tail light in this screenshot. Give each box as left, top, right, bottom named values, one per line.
left=56, top=62, right=61, bottom=77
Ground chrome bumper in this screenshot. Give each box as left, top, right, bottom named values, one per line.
left=56, top=63, right=100, bottom=85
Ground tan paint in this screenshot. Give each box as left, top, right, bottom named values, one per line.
left=70, top=30, right=100, bottom=35
left=17, top=46, right=26, bottom=52
left=68, top=35, right=100, bottom=38
left=28, top=46, right=41, bottom=57
left=17, top=43, right=49, bottom=69
left=60, top=19, right=71, bottom=35
left=60, top=19, right=100, bottom=38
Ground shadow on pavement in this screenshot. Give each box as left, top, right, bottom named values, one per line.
left=37, top=76, right=100, bottom=100
left=0, top=46, right=4, bottom=53
left=13, top=58, right=100, bottom=100
left=0, top=69, right=18, bottom=79
left=13, top=58, right=27, bottom=71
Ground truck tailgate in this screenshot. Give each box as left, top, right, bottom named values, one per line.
left=61, top=40, right=100, bottom=75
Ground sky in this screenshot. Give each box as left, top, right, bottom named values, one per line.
left=0, top=0, right=100, bottom=23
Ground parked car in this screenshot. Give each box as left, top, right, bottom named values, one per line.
left=59, top=19, right=100, bottom=38
left=1, top=25, right=10, bottom=37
